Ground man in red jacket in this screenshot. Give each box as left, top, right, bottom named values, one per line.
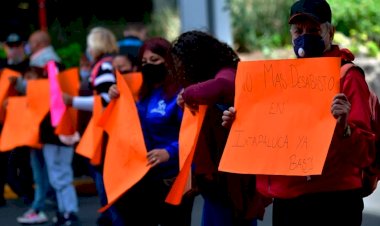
left=222, top=1, right=375, bottom=226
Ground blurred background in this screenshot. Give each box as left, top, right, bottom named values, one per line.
left=1, top=0, right=379, bottom=68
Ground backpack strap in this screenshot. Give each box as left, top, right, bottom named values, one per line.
left=340, top=62, right=366, bottom=92
left=340, top=63, right=355, bottom=79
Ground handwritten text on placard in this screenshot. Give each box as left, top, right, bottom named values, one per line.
left=219, top=57, right=340, bottom=176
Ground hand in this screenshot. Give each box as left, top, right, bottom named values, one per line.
left=222, top=106, right=236, bottom=128
left=108, top=84, right=120, bottom=99
left=147, top=148, right=170, bottom=167
left=62, top=93, right=73, bottom=106
left=331, top=93, right=351, bottom=129
left=177, top=88, right=198, bottom=114
left=176, top=88, right=185, bottom=109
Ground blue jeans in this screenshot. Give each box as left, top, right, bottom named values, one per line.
left=30, top=149, right=50, bottom=211
left=43, top=144, right=78, bottom=213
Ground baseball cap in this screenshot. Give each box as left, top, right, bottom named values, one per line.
left=5, top=33, right=23, bottom=46
left=289, top=0, right=332, bottom=24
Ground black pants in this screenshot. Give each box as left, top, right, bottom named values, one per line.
left=0, top=148, right=34, bottom=204
left=114, top=174, right=195, bottom=226
left=7, top=147, right=34, bottom=202
left=0, top=152, right=9, bottom=204
left=273, top=189, right=363, bottom=226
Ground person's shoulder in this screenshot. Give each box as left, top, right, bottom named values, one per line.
left=216, top=67, right=237, bottom=78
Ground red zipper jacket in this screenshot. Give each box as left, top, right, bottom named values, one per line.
left=257, top=45, right=375, bottom=198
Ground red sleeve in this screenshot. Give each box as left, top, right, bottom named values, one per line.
left=182, top=68, right=236, bottom=106
left=332, top=67, right=375, bottom=167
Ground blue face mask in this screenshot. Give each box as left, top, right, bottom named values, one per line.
left=24, top=43, right=32, bottom=56
left=293, top=34, right=325, bottom=58
left=86, top=49, right=94, bottom=64
left=80, top=69, right=91, bottom=80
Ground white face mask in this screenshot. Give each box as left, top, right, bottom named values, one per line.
left=7, top=47, right=25, bottom=65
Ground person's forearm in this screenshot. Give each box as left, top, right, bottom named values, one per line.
left=72, top=96, right=94, bottom=111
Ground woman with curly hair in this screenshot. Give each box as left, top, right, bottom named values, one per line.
left=170, top=30, right=271, bottom=226
left=108, top=37, right=194, bottom=226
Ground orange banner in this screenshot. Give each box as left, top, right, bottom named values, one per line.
left=122, top=71, right=142, bottom=101
left=165, top=105, right=207, bottom=205
left=219, top=57, right=340, bottom=176
left=26, top=79, right=50, bottom=127
left=55, top=67, right=80, bottom=135
left=0, top=68, right=21, bottom=122
left=75, top=95, right=103, bottom=162
left=100, top=72, right=148, bottom=210
left=0, top=97, right=35, bottom=151
left=0, top=80, right=49, bottom=152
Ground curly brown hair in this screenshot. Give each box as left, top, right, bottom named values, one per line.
left=169, top=30, right=240, bottom=87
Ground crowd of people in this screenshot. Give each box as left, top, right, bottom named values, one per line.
left=0, top=0, right=377, bottom=226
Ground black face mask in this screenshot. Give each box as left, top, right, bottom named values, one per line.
left=141, top=63, right=167, bottom=84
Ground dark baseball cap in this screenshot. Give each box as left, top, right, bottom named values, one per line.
left=289, top=0, right=332, bottom=24
left=5, top=33, right=23, bottom=46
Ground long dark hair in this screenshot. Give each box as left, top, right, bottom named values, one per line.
left=169, top=30, right=240, bottom=87
left=137, top=37, right=180, bottom=100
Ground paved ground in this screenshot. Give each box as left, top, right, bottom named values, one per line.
left=1, top=180, right=379, bottom=226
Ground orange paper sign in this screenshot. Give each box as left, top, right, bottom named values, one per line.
left=0, top=68, right=21, bottom=122
left=122, top=71, right=143, bottom=101
left=219, top=57, right=340, bottom=176
left=0, top=80, right=49, bottom=152
left=100, top=72, right=148, bottom=210
left=165, top=105, right=207, bottom=205
left=55, top=67, right=80, bottom=135
left=75, top=95, right=103, bottom=161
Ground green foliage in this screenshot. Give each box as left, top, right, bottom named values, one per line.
left=228, top=0, right=294, bottom=52
left=0, top=47, right=5, bottom=59
left=328, top=0, right=380, bottom=57
left=56, top=43, right=82, bottom=68
left=147, top=7, right=180, bottom=42
left=329, top=0, right=380, bottom=45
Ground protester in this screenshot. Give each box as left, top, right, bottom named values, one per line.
left=0, top=32, right=34, bottom=208
left=170, top=30, right=271, bottom=226
left=14, top=30, right=80, bottom=226
left=108, top=37, right=195, bottom=226
left=62, top=26, right=123, bottom=226
left=117, top=22, right=147, bottom=68
left=28, top=30, right=60, bottom=67
left=13, top=66, right=50, bottom=225
left=112, top=50, right=138, bottom=75
left=0, top=32, right=29, bottom=71
left=222, top=1, right=375, bottom=226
